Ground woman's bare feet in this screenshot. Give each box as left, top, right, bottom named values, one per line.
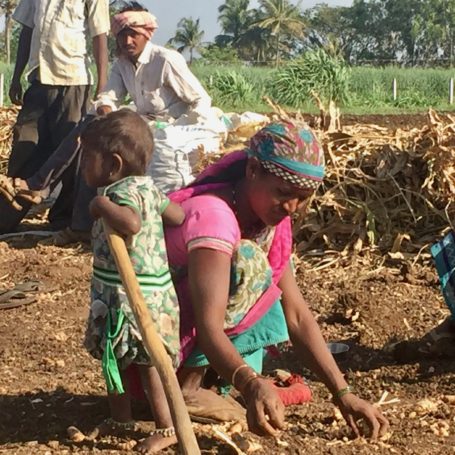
left=14, top=178, right=29, bottom=192
left=178, top=366, right=246, bottom=422
left=0, top=176, right=44, bottom=208
left=183, top=388, right=246, bottom=422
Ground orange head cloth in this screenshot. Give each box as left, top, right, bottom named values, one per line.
left=111, top=11, right=158, bottom=40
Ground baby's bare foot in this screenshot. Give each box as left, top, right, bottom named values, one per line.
left=136, top=433, right=178, bottom=454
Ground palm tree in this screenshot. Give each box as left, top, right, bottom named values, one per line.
left=218, top=0, right=251, bottom=45
left=236, top=25, right=273, bottom=63
left=168, top=17, right=204, bottom=64
left=235, top=8, right=274, bottom=63
left=0, top=0, right=18, bottom=64
left=255, top=0, right=305, bottom=65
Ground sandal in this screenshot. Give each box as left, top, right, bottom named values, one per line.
left=0, top=289, right=36, bottom=310
left=14, top=280, right=43, bottom=293
left=0, top=280, right=45, bottom=310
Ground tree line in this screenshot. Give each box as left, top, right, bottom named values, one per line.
left=169, top=0, right=455, bottom=66
left=2, top=0, right=455, bottom=66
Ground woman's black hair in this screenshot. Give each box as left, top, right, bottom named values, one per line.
left=189, top=159, right=247, bottom=187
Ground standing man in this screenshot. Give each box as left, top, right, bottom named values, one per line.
left=7, top=0, right=109, bottom=229
left=0, top=2, right=215, bottom=243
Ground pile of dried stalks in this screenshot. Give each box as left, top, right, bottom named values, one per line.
left=201, top=108, right=454, bottom=265
left=1, top=106, right=453, bottom=265
left=0, top=107, right=19, bottom=175
left=296, top=109, right=454, bottom=264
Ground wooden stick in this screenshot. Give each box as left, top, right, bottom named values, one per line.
left=103, top=223, right=200, bottom=455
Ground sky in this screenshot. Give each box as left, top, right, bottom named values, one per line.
left=144, top=0, right=353, bottom=45
left=0, top=1, right=353, bottom=44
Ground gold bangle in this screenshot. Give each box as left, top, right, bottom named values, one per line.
left=231, top=364, right=250, bottom=388
left=239, top=372, right=259, bottom=394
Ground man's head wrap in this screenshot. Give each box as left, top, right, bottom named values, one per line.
left=111, top=11, right=158, bottom=40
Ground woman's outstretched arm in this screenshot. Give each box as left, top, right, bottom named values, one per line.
left=187, top=248, right=285, bottom=436
left=279, top=263, right=389, bottom=439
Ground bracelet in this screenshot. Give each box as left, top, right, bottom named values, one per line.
left=239, top=372, right=259, bottom=394
left=150, top=426, right=176, bottom=438
left=104, top=417, right=136, bottom=431
left=231, top=364, right=250, bottom=388
left=335, top=385, right=354, bottom=399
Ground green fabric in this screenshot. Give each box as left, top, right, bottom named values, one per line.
left=184, top=300, right=289, bottom=368
left=242, top=348, right=265, bottom=373
left=102, top=309, right=126, bottom=394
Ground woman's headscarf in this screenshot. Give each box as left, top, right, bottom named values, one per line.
left=248, top=122, right=325, bottom=190
left=111, top=11, right=158, bottom=40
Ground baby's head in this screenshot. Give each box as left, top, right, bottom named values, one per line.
left=80, top=110, right=154, bottom=188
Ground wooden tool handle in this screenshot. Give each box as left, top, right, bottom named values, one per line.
left=103, top=223, right=200, bottom=454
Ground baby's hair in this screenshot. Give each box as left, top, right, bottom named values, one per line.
left=80, top=110, right=154, bottom=176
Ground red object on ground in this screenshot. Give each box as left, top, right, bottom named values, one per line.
left=273, top=374, right=312, bottom=406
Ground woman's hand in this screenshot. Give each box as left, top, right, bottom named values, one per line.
left=336, top=393, right=389, bottom=439
left=243, top=378, right=286, bottom=436
left=9, top=79, right=23, bottom=105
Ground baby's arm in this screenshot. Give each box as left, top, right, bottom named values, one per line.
left=90, top=195, right=141, bottom=236
left=162, top=201, right=185, bottom=227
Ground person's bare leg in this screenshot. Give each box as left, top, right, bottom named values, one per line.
left=108, top=391, right=134, bottom=424
left=88, top=371, right=135, bottom=439
left=135, top=365, right=177, bottom=454
left=178, top=366, right=205, bottom=396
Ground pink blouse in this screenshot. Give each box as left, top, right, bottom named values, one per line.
left=165, top=194, right=241, bottom=265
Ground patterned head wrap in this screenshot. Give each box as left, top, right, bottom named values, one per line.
left=247, top=122, right=325, bottom=190
left=111, top=11, right=158, bottom=40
